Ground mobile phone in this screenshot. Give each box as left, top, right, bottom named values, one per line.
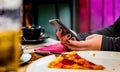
left=49, top=19, right=83, bottom=41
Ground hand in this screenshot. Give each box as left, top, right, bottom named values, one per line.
left=56, top=28, right=63, bottom=41
left=66, top=34, right=103, bottom=51
left=56, top=28, right=72, bottom=46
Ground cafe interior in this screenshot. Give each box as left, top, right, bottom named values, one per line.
left=0, top=0, right=120, bottom=72
left=22, top=0, right=120, bottom=39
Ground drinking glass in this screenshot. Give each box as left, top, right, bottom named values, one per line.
left=0, top=0, right=22, bottom=72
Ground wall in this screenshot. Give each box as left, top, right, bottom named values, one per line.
left=78, top=0, right=120, bottom=33
left=38, top=3, right=70, bottom=39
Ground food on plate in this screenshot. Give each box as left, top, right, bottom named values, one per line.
left=48, top=51, right=105, bottom=70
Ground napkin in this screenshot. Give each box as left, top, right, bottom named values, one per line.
left=34, top=43, right=69, bottom=54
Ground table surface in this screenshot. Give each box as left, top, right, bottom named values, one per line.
left=18, top=38, right=59, bottom=72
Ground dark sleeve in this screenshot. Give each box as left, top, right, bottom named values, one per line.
left=101, top=36, right=120, bottom=52
left=77, top=17, right=120, bottom=52
left=77, top=17, right=120, bottom=40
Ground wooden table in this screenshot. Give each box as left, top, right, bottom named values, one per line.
left=18, top=38, right=59, bottom=72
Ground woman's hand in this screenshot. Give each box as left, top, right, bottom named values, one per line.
left=56, top=29, right=103, bottom=51
left=56, top=28, right=71, bottom=46
left=66, top=34, right=103, bottom=51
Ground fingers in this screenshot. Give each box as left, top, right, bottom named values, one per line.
left=56, top=28, right=62, bottom=40
left=66, top=34, right=71, bottom=39
left=56, top=28, right=72, bottom=40
left=61, top=34, right=102, bottom=51
left=61, top=35, right=69, bottom=42
left=61, top=34, right=71, bottom=44
left=68, top=40, right=88, bottom=47
left=66, top=45, right=90, bottom=51
left=70, top=37, right=77, bottom=41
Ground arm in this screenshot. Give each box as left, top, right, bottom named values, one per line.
left=77, top=17, right=120, bottom=51
left=66, top=34, right=120, bottom=52
left=78, top=17, right=120, bottom=40
left=101, top=36, right=120, bottom=52
left=56, top=17, right=120, bottom=52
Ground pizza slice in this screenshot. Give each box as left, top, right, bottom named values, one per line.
left=48, top=51, right=105, bottom=70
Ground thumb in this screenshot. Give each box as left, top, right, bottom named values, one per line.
left=86, top=34, right=97, bottom=40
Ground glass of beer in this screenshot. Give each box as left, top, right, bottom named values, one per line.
left=0, top=0, right=22, bottom=72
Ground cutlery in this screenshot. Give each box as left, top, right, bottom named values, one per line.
left=34, top=50, right=65, bottom=57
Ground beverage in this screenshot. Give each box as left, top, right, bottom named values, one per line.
left=0, top=30, right=20, bottom=72
left=0, top=0, right=22, bottom=71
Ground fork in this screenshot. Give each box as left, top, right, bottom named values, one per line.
left=34, top=50, right=65, bottom=57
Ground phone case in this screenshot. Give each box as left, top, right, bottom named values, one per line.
left=49, top=19, right=83, bottom=41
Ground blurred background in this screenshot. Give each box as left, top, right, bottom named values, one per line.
left=22, top=0, right=120, bottom=39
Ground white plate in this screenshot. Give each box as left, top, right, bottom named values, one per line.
left=20, top=53, right=32, bottom=64
left=26, top=51, right=120, bottom=72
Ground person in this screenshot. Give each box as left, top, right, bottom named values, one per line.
left=56, top=17, right=120, bottom=52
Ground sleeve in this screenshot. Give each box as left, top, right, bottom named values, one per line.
left=77, top=17, right=120, bottom=40
left=101, top=36, right=120, bottom=52
left=77, top=17, right=120, bottom=52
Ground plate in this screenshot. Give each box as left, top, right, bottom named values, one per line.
left=22, top=35, right=49, bottom=44
left=20, top=53, right=32, bottom=65
left=26, top=51, right=120, bottom=72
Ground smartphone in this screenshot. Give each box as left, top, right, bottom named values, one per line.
left=49, top=19, right=83, bottom=41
